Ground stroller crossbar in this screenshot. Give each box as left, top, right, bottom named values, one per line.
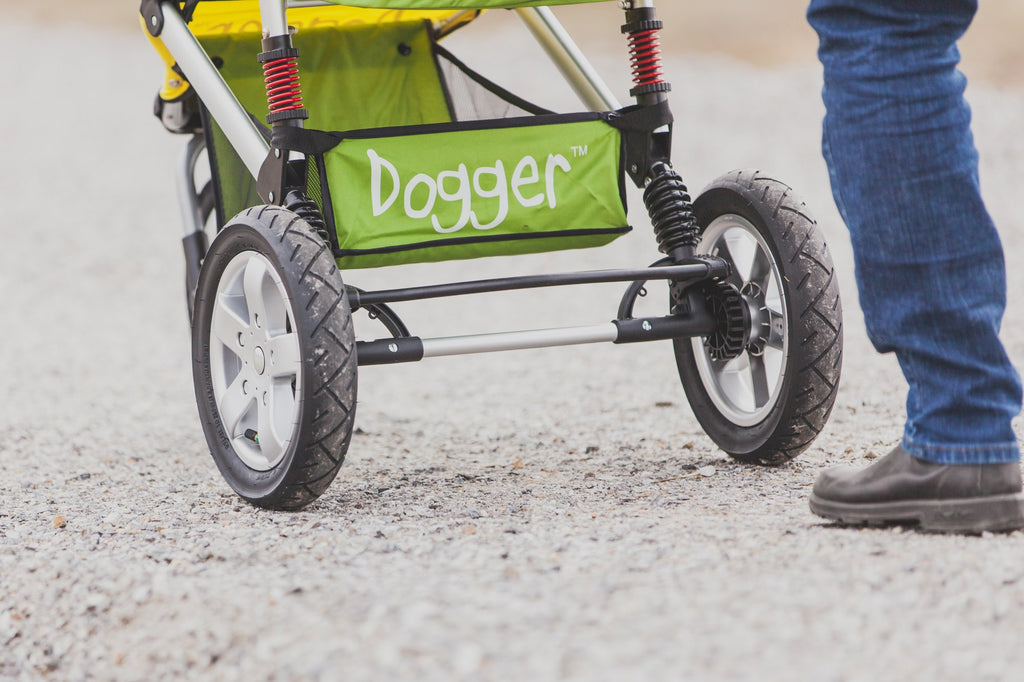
left=350, top=261, right=729, bottom=308
left=356, top=311, right=720, bottom=367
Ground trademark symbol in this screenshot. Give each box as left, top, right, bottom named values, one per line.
left=571, top=144, right=588, bottom=158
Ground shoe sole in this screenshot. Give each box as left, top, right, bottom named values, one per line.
left=809, top=493, right=1024, bottom=533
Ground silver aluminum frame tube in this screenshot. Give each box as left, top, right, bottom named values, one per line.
left=177, top=135, right=207, bottom=237
left=159, top=4, right=269, bottom=178
left=515, top=7, right=621, bottom=112
left=421, top=324, right=618, bottom=358
left=258, top=0, right=290, bottom=38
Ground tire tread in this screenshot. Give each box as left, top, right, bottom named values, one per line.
left=678, top=170, right=843, bottom=465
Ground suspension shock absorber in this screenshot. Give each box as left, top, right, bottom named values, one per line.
left=621, top=2, right=671, bottom=103
left=255, top=25, right=318, bottom=227
left=258, top=37, right=309, bottom=125
left=644, top=162, right=700, bottom=262
left=284, top=190, right=330, bottom=244
left=620, top=4, right=697, bottom=261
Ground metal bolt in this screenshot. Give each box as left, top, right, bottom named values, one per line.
left=274, top=148, right=281, bottom=158
left=268, top=191, right=275, bottom=203
left=642, top=321, right=652, bottom=332
left=167, top=79, right=181, bottom=89
left=151, top=15, right=158, bottom=27
left=388, top=343, right=399, bottom=353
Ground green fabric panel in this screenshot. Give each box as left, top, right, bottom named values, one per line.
left=209, top=119, right=263, bottom=222
left=323, top=118, right=629, bottom=268
left=198, top=21, right=452, bottom=222
left=199, top=21, right=452, bottom=130
left=326, top=0, right=610, bottom=8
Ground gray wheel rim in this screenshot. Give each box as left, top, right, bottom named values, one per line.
left=691, top=214, right=789, bottom=427
left=209, top=252, right=302, bottom=471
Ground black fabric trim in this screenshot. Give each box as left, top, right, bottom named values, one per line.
left=428, top=25, right=457, bottom=122
left=198, top=103, right=226, bottom=229
left=317, top=154, right=337, bottom=246
left=273, top=112, right=609, bottom=156
left=617, top=126, right=629, bottom=215
left=433, top=44, right=555, bottom=117
left=333, top=225, right=632, bottom=259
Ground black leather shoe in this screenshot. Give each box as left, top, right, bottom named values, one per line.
left=809, top=446, right=1024, bottom=533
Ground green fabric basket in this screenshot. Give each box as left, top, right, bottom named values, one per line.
left=198, top=11, right=630, bottom=270
left=308, top=114, right=629, bottom=269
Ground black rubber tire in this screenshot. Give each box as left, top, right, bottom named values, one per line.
left=192, top=205, right=358, bottom=509
left=185, top=181, right=216, bottom=323
left=674, top=170, right=843, bottom=465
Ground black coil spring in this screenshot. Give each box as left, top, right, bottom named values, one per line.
left=285, top=190, right=330, bottom=244
left=643, top=164, right=700, bottom=258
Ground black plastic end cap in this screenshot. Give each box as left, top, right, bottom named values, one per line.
left=629, top=82, right=672, bottom=98
left=140, top=0, right=164, bottom=36
left=621, top=18, right=664, bottom=34
left=266, top=109, right=309, bottom=125
left=356, top=338, right=425, bottom=366
left=258, top=46, right=301, bottom=64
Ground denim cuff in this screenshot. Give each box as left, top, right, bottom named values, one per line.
left=903, top=436, right=1021, bottom=465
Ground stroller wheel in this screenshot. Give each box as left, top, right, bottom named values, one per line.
left=191, top=205, right=357, bottom=509
left=674, top=171, right=842, bottom=465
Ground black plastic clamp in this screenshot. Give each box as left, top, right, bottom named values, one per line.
left=140, top=0, right=165, bottom=36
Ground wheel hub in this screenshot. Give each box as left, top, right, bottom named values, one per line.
left=701, top=281, right=749, bottom=361
left=740, top=282, right=770, bottom=356
left=686, top=213, right=790, bottom=427
left=208, top=251, right=302, bottom=472
left=253, top=346, right=267, bottom=375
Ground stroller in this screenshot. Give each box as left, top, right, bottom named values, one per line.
left=141, top=0, right=843, bottom=510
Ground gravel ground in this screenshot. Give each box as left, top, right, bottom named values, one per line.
left=4, top=11, right=1024, bottom=682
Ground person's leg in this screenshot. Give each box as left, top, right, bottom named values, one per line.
left=805, top=0, right=1024, bottom=531
left=807, top=0, right=1021, bottom=464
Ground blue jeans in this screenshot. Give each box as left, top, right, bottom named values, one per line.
left=807, top=0, right=1022, bottom=463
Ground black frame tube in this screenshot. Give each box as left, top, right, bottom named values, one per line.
left=350, top=259, right=728, bottom=309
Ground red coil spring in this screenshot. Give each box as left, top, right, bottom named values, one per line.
left=263, top=56, right=304, bottom=113
left=627, top=28, right=664, bottom=89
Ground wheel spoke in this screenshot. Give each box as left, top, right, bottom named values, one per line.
left=709, top=354, right=754, bottom=412
left=266, top=333, right=302, bottom=379
left=749, top=247, right=772, bottom=292
left=765, top=307, right=785, bottom=350
left=748, top=354, right=770, bottom=407
left=242, top=257, right=271, bottom=331
left=257, top=388, right=288, bottom=466
left=218, top=373, right=254, bottom=437
left=713, top=239, right=744, bottom=290
left=211, top=299, right=250, bottom=356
